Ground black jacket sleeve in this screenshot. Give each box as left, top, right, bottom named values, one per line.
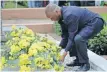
left=58, top=19, right=68, bottom=48
left=64, top=15, right=79, bottom=52
left=59, top=23, right=68, bottom=48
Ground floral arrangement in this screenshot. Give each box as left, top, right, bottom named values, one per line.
left=0, top=25, right=64, bottom=72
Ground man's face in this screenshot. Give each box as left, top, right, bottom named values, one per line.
left=47, top=11, right=60, bottom=21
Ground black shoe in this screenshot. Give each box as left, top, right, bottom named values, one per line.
left=66, top=61, right=82, bottom=67
left=76, top=63, right=90, bottom=71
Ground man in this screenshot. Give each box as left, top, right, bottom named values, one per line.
left=45, top=4, right=104, bottom=71
left=1, top=1, right=5, bottom=8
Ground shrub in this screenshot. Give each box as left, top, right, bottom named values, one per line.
left=88, top=26, right=107, bottom=55
left=54, top=22, right=61, bottom=36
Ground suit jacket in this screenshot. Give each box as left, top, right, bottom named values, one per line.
left=58, top=6, right=103, bottom=52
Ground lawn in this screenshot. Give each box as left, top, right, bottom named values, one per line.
left=4, top=1, right=28, bottom=8
left=100, top=13, right=107, bottom=22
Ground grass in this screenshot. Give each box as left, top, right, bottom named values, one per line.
left=100, top=13, right=107, bottom=22
left=4, top=1, right=28, bottom=9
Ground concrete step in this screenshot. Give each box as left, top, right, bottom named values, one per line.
left=2, top=19, right=53, bottom=25
left=2, top=19, right=55, bottom=33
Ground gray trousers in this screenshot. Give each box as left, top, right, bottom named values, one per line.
left=69, top=18, right=104, bottom=63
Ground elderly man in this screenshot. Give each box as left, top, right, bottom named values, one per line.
left=45, top=4, right=104, bottom=71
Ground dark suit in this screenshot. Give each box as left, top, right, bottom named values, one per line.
left=58, top=6, right=104, bottom=63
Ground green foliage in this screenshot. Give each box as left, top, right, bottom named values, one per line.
left=100, top=13, right=107, bottom=23
left=54, top=22, right=61, bottom=36
left=88, top=26, right=107, bottom=55
left=17, top=1, right=28, bottom=7
left=4, top=1, right=28, bottom=9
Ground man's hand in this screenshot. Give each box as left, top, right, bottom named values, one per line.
left=60, top=50, right=67, bottom=62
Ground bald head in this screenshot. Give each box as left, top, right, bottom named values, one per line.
left=45, top=3, right=61, bottom=16
left=45, top=3, right=61, bottom=21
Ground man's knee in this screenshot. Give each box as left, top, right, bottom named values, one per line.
left=74, top=35, right=83, bottom=43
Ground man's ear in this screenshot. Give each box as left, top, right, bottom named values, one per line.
left=56, top=10, right=58, bottom=13
left=56, top=10, right=60, bottom=15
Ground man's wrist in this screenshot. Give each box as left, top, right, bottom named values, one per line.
left=63, top=51, right=67, bottom=56
left=63, top=49, right=67, bottom=55
left=65, top=49, right=68, bottom=52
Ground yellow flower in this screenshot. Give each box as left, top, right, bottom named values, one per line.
left=0, top=57, right=7, bottom=70
left=40, top=37, right=48, bottom=42
left=54, top=64, right=64, bottom=71
left=10, top=31, right=16, bottom=36
left=10, top=45, right=21, bottom=55
left=19, top=54, right=31, bottom=65
left=51, top=46, right=57, bottom=52
left=1, top=57, right=6, bottom=64
left=28, top=47, right=38, bottom=57
left=0, top=63, right=3, bottom=70
left=34, top=57, right=44, bottom=67
left=37, top=46, right=45, bottom=52
left=17, top=29, right=23, bottom=34
left=12, top=37, right=19, bottom=41
left=30, top=42, right=46, bottom=52
left=43, top=65, right=51, bottom=69
left=19, top=54, right=29, bottom=60
left=36, top=42, right=50, bottom=49
left=24, top=28, right=34, bottom=36
left=44, top=43, right=50, bottom=49
left=18, top=39, right=30, bottom=49
left=41, top=60, right=51, bottom=69
left=36, top=42, right=45, bottom=47
left=54, top=64, right=59, bottom=71
left=47, top=40, right=55, bottom=45
left=20, top=65, right=31, bottom=72
left=12, top=25, right=16, bottom=30
left=50, top=51, right=57, bottom=55
left=19, top=60, right=31, bottom=66
left=56, top=53, right=61, bottom=61
left=9, top=56, right=14, bottom=60
left=30, top=43, right=38, bottom=49
left=47, top=55, right=53, bottom=63
left=21, top=35, right=35, bottom=42
left=34, top=57, right=52, bottom=69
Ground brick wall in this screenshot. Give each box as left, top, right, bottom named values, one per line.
left=2, top=8, right=47, bottom=20
left=2, top=7, right=107, bottom=20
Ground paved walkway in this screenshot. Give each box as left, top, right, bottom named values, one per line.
left=2, top=19, right=54, bottom=25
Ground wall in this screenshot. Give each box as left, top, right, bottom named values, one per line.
left=2, top=7, right=107, bottom=20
